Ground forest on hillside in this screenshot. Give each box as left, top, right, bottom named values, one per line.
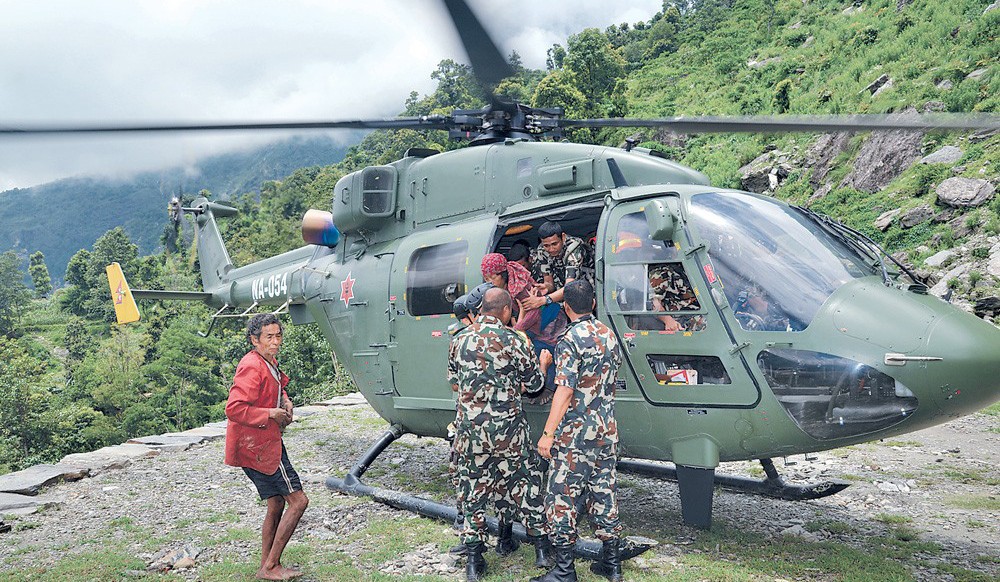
left=0, top=0, right=996, bottom=474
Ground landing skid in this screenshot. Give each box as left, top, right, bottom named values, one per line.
left=617, top=458, right=850, bottom=528
left=326, top=426, right=657, bottom=561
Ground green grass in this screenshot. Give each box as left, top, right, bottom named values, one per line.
left=875, top=513, right=913, bottom=525
left=946, top=495, right=1000, bottom=511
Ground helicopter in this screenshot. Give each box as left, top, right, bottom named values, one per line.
left=12, top=0, right=1000, bottom=562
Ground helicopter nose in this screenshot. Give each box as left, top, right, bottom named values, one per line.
left=912, top=310, right=1000, bottom=416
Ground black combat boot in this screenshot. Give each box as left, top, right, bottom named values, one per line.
left=449, top=542, right=468, bottom=556
left=465, top=541, right=487, bottom=582
left=529, top=544, right=577, bottom=582
left=495, top=521, right=520, bottom=556
left=589, top=538, right=623, bottom=581
left=528, top=534, right=555, bottom=568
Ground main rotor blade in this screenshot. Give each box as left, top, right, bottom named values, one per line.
left=441, top=0, right=514, bottom=100
left=563, top=114, right=1000, bottom=133
left=0, top=117, right=454, bottom=136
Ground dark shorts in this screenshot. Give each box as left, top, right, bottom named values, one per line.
left=242, top=444, right=302, bottom=500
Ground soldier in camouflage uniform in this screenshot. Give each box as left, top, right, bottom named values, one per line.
left=522, top=221, right=595, bottom=312
left=446, top=284, right=493, bottom=556
left=648, top=263, right=706, bottom=333
left=448, top=287, right=554, bottom=581
left=534, top=280, right=624, bottom=582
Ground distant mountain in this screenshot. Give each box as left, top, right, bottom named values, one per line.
left=0, top=135, right=353, bottom=284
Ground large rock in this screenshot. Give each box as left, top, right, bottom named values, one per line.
left=739, top=150, right=793, bottom=193
left=316, top=392, right=368, bottom=407
left=840, top=107, right=924, bottom=193
left=924, top=249, right=956, bottom=268
left=966, top=68, right=989, bottom=80
left=806, top=133, right=852, bottom=186
left=920, top=146, right=963, bottom=165
left=60, top=443, right=159, bottom=475
left=930, top=263, right=969, bottom=297
left=863, top=74, right=891, bottom=95
left=0, top=492, right=60, bottom=515
left=874, top=208, right=901, bottom=231
left=178, top=426, right=226, bottom=441
left=0, top=464, right=88, bottom=496
left=127, top=434, right=205, bottom=453
left=936, top=177, right=995, bottom=208
left=899, top=204, right=934, bottom=228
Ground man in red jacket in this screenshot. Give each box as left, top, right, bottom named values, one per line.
left=225, top=313, right=308, bottom=581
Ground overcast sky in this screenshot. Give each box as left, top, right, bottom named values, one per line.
left=0, top=0, right=661, bottom=190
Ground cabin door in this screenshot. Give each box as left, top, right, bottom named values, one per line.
left=387, top=217, right=498, bottom=411
left=598, top=196, right=760, bottom=408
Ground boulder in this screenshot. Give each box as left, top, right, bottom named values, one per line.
left=923, top=249, right=955, bottom=268
left=973, top=297, right=1000, bottom=319
left=935, top=177, right=996, bottom=208
left=986, top=2, right=998, bottom=14
left=60, top=443, right=159, bottom=475
left=0, top=492, right=60, bottom=515
left=747, top=56, right=781, bottom=69
left=874, top=208, right=901, bottom=231
left=127, top=434, right=205, bottom=453
left=316, top=392, right=368, bottom=407
left=935, top=79, right=953, bottom=90
left=806, top=133, right=852, bottom=186
left=930, top=263, right=969, bottom=297
left=899, top=204, right=934, bottom=228
left=872, top=77, right=894, bottom=98
left=966, top=68, right=989, bottom=80
left=863, top=74, right=891, bottom=96
left=0, top=464, right=89, bottom=496
left=840, top=107, right=923, bottom=193
left=988, top=252, right=1000, bottom=278
left=178, top=426, right=226, bottom=441
left=739, top=151, right=793, bottom=193
left=808, top=183, right=833, bottom=204
left=920, top=146, right=963, bottom=165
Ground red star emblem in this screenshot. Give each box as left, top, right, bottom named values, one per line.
left=115, top=281, right=126, bottom=305
left=340, top=271, right=356, bottom=307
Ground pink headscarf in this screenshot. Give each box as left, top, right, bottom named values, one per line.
left=481, top=253, right=533, bottom=297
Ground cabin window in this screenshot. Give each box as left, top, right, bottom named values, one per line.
left=607, top=212, right=705, bottom=332
left=406, top=241, right=468, bottom=316
left=646, top=355, right=731, bottom=385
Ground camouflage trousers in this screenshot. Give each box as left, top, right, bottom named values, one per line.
left=545, top=443, right=622, bottom=547
left=456, top=449, right=547, bottom=545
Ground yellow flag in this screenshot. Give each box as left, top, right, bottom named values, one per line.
left=106, top=262, right=141, bottom=324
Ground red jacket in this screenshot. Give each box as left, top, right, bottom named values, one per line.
left=224, top=350, right=290, bottom=474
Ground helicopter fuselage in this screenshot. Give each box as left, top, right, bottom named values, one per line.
left=188, top=139, right=1000, bottom=473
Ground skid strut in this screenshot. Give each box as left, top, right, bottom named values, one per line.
left=617, top=458, right=849, bottom=501
left=326, top=426, right=656, bottom=561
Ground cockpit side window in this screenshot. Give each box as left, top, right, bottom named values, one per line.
left=690, top=192, right=871, bottom=332
left=607, top=211, right=706, bottom=332
left=406, top=241, right=468, bottom=316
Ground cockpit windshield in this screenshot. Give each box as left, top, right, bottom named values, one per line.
left=689, top=191, right=875, bottom=331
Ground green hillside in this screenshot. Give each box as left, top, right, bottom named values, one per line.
left=0, top=0, right=996, bottom=493
left=0, top=135, right=353, bottom=283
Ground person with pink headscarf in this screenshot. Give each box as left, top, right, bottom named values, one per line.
left=481, top=253, right=566, bottom=394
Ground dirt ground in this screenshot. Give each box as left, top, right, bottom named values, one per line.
left=1, top=399, right=997, bottom=581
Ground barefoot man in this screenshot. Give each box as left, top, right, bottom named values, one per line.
left=225, top=313, right=309, bottom=580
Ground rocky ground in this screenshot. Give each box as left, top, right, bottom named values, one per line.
left=0, top=397, right=997, bottom=581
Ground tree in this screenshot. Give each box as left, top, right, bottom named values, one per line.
left=85, top=326, right=147, bottom=415
left=0, top=251, right=30, bottom=338
left=28, top=251, right=53, bottom=298
left=774, top=79, right=793, bottom=114
left=563, top=29, right=626, bottom=116
left=546, top=44, right=567, bottom=71
left=531, top=70, right=586, bottom=118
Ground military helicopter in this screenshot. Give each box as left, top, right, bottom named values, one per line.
left=11, top=0, right=1000, bottom=561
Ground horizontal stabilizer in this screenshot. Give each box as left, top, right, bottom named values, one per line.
left=132, top=290, right=213, bottom=301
